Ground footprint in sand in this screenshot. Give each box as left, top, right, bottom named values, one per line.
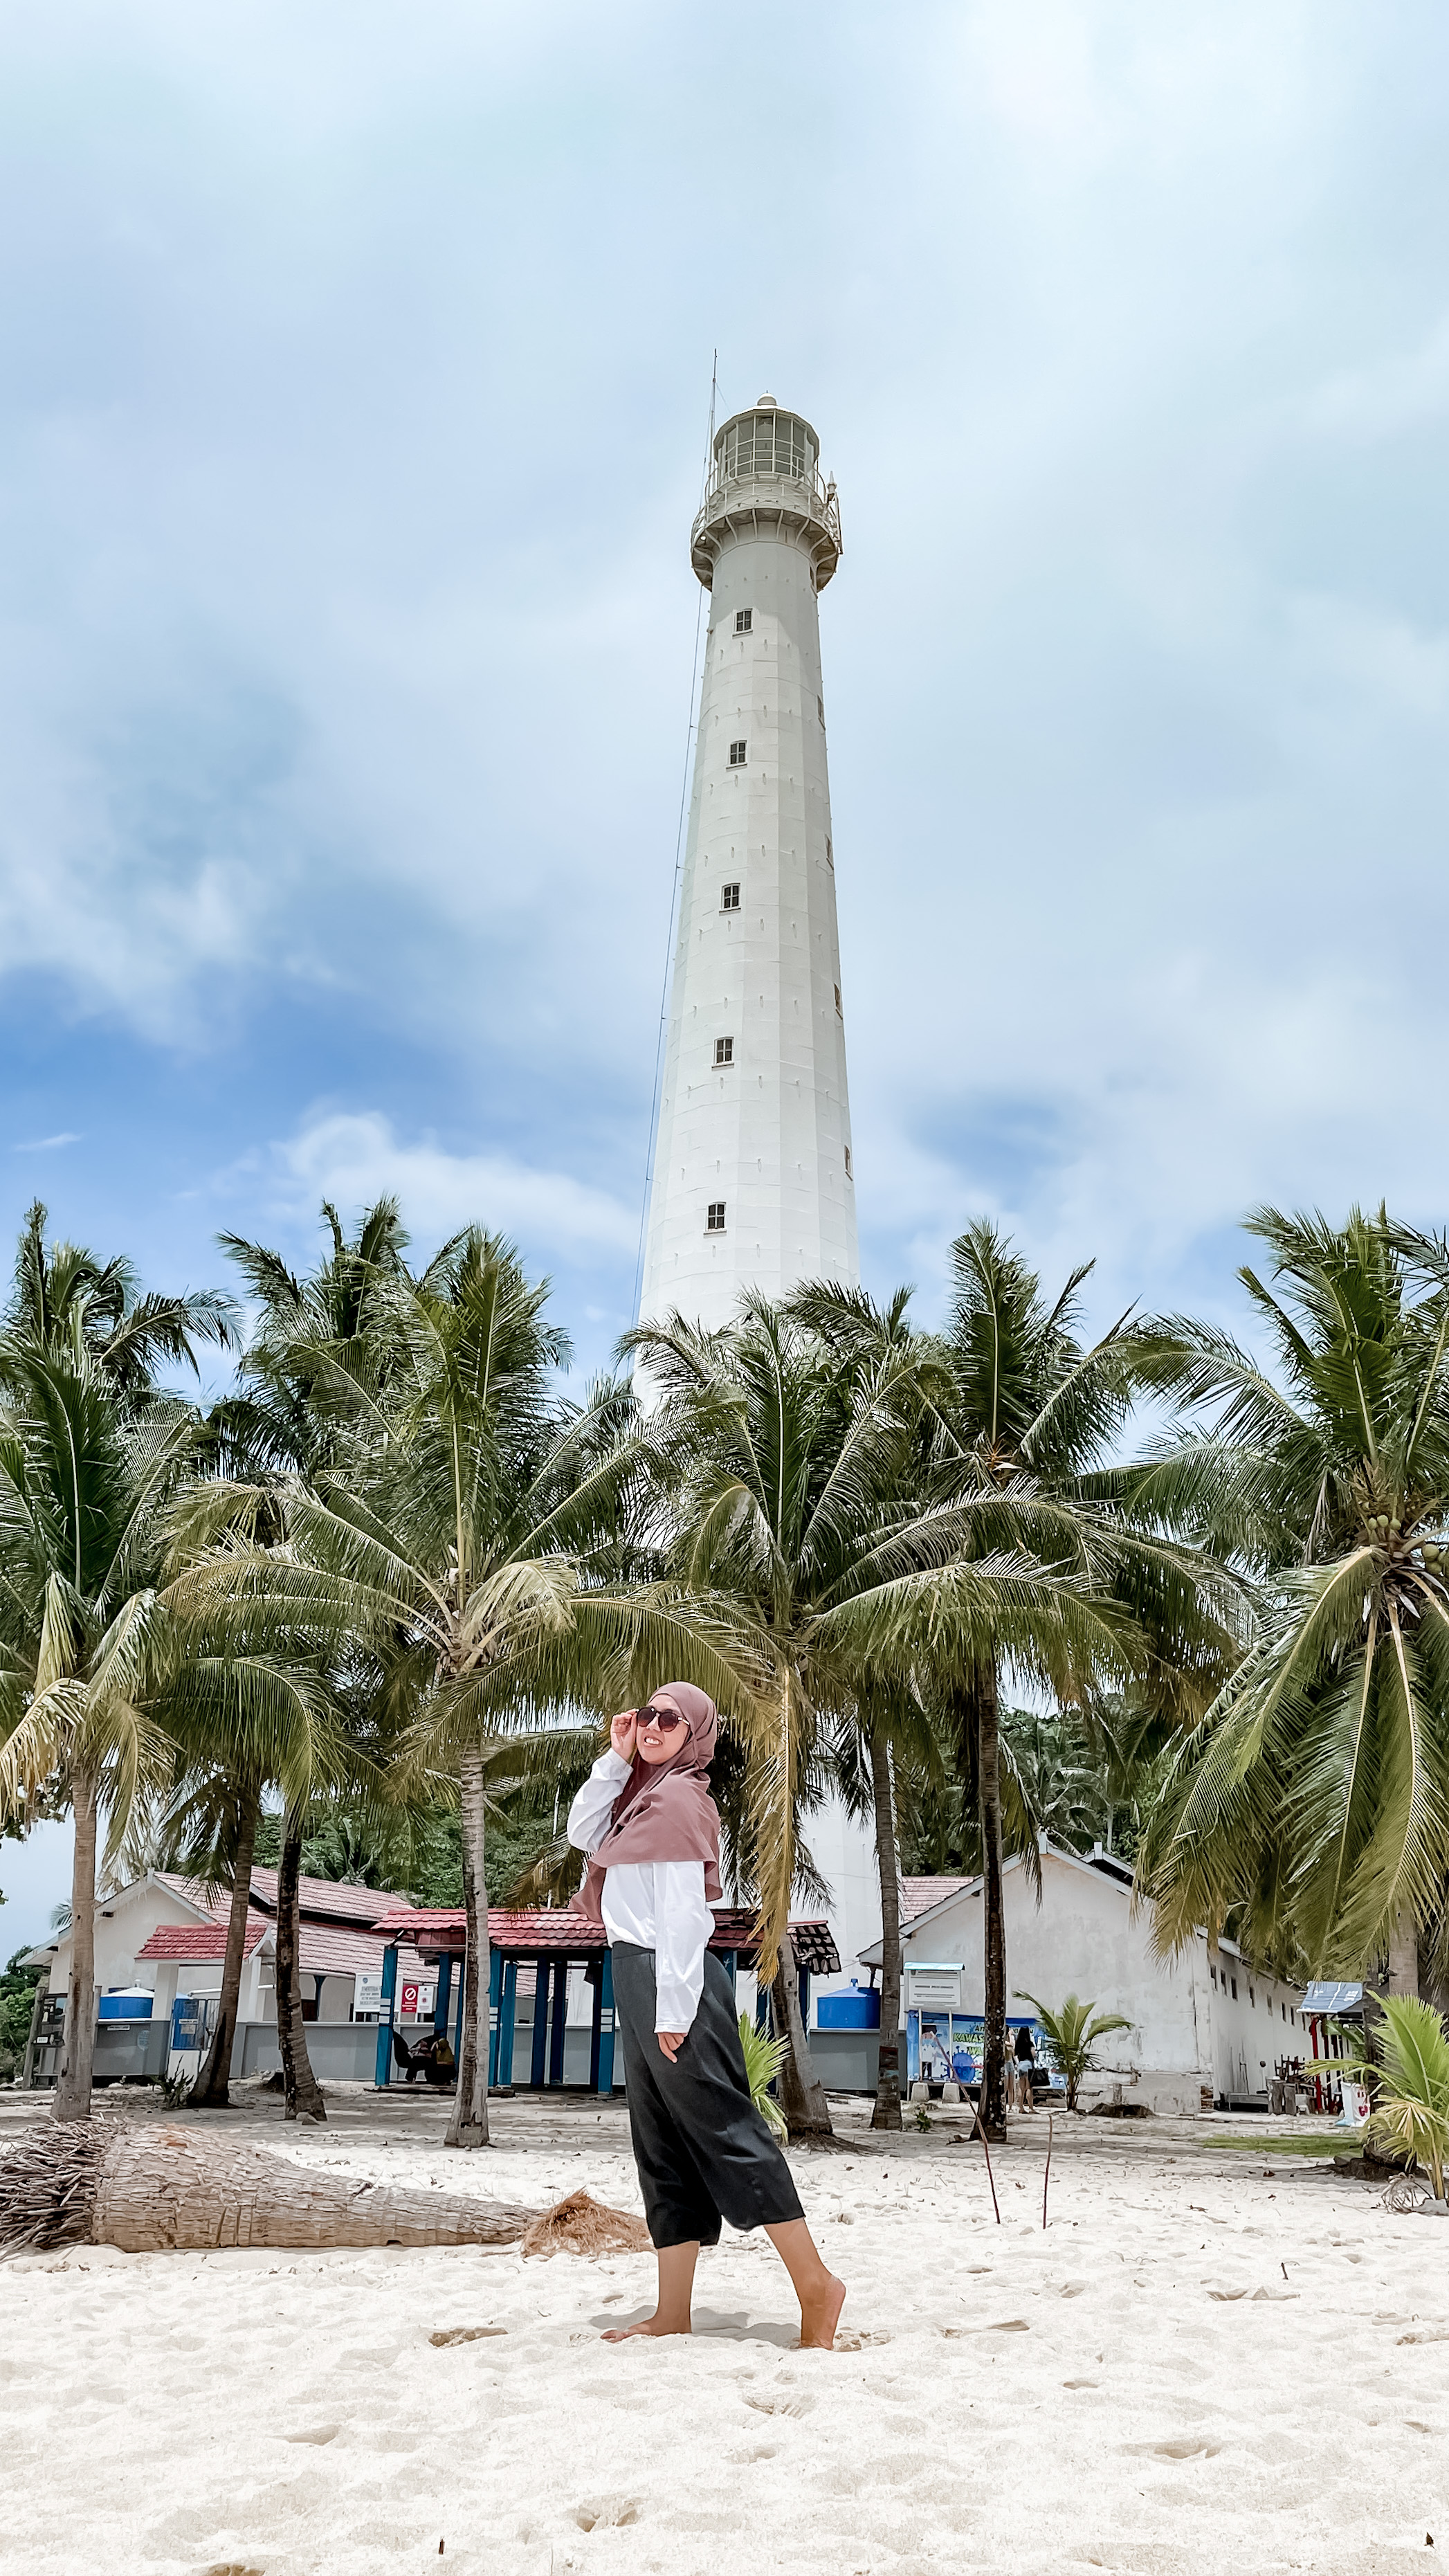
left=429, top=2327, right=507, bottom=2346
left=573, top=2498, right=641, bottom=2530
left=1126, top=2438, right=1224, bottom=2460
left=744, top=2392, right=816, bottom=2418
left=284, top=2424, right=340, bottom=2445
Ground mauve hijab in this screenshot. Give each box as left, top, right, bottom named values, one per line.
left=571, top=1682, right=723, bottom=1922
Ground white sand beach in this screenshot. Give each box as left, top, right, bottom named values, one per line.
left=1, top=2087, right=1444, bottom=2576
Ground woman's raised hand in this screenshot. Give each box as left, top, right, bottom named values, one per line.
left=610, top=1709, right=638, bottom=1763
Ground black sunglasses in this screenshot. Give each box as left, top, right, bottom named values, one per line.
left=637, top=1703, right=687, bottom=1734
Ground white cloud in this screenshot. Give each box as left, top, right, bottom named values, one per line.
left=12, top=1133, right=81, bottom=1153
left=239, top=1109, right=637, bottom=1262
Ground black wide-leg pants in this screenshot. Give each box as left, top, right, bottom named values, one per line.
left=610, top=1942, right=805, bottom=2250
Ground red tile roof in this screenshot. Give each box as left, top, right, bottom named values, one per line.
left=372, top=1905, right=839, bottom=1975
left=137, top=1915, right=270, bottom=1963
left=246, top=1867, right=416, bottom=1927
left=900, top=1876, right=974, bottom=1920
left=135, top=1914, right=426, bottom=1984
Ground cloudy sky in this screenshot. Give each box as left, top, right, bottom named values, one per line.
left=3, top=4, right=1448, bottom=1939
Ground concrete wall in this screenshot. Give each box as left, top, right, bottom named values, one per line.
left=1204, top=1945, right=1309, bottom=2099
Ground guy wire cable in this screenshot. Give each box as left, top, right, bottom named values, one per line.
left=631, top=351, right=718, bottom=1325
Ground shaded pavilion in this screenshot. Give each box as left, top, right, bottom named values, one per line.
left=370, top=1905, right=839, bottom=2095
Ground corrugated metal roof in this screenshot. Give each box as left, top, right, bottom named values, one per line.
left=1302, top=1981, right=1365, bottom=2013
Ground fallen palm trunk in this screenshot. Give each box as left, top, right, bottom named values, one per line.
left=0, top=2123, right=538, bottom=2256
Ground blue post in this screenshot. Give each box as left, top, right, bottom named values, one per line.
left=433, top=1952, right=453, bottom=2034
left=452, top=1946, right=466, bottom=2065
left=755, top=1975, right=769, bottom=2035
left=588, top=1967, right=603, bottom=2094
left=529, top=1959, right=550, bottom=2089
left=597, top=1948, right=616, bottom=2094
left=498, top=1959, right=517, bottom=2086
left=374, top=1942, right=399, bottom=2087
left=487, top=1948, right=502, bottom=2088
left=548, top=1954, right=568, bottom=2085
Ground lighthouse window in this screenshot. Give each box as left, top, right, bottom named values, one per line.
left=818, top=696, right=825, bottom=723
left=729, top=739, right=747, bottom=767
left=826, top=837, right=833, bottom=868
left=715, top=1037, right=733, bottom=1066
left=844, top=1146, right=853, bottom=1178
left=735, top=609, right=752, bottom=634
left=720, top=882, right=740, bottom=911
left=834, top=984, right=843, bottom=1015
left=707, top=1201, right=727, bottom=1233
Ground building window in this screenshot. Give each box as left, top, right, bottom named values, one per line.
left=707, top=1201, right=726, bottom=1232
left=834, top=983, right=843, bottom=1015
left=1210, top=1964, right=1216, bottom=1988
left=721, top=882, right=740, bottom=911
left=1248, top=1986, right=1255, bottom=2007
left=715, top=1036, right=733, bottom=1065
left=736, top=608, right=752, bottom=634
left=729, top=739, right=747, bottom=767
left=1281, top=2002, right=1286, bottom=2021
left=1231, top=1977, right=1238, bottom=1999
left=844, top=1145, right=853, bottom=1177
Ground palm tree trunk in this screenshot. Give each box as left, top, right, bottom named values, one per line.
left=868, top=1728, right=902, bottom=2131
left=974, top=1658, right=1008, bottom=2141
left=772, top=1931, right=832, bottom=2137
left=55, top=1767, right=98, bottom=2121
left=446, top=1743, right=491, bottom=2149
left=1387, top=1905, right=1420, bottom=1999
left=275, top=1806, right=326, bottom=2123
left=190, top=1786, right=259, bottom=2109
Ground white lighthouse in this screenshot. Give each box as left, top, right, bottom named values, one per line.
left=640, top=396, right=880, bottom=2028
left=639, top=397, right=858, bottom=1329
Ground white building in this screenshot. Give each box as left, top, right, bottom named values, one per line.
left=26, top=1867, right=429, bottom=2085
left=638, top=392, right=876, bottom=2006
left=858, top=1846, right=1312, bottom=2112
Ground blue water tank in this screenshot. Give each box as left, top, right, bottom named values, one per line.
left=99, top=1990, right=153, bottom=2022
left=816, top=1980, right=881, bottom=2031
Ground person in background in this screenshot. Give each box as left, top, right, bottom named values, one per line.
left=1012, top=2020, right=1037, bottom=2110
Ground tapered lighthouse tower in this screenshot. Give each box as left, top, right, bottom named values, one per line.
left=640, top=397, right=858, bottom=1327
left=640, top=399, right=880, bottom=2023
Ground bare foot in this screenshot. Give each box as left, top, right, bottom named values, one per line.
left=798, top=2274, right=846, bottom=2350
left=601, top=2314, right=693, bottom=2342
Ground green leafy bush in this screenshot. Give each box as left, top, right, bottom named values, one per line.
left=738, top=2012, right=788, bottom=2140
left=1016, top=1990, right=1132, bottom=2112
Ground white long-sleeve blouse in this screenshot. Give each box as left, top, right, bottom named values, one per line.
left=567, top=1750, right=714, bottom=2034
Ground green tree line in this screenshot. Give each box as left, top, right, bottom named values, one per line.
left=3, top=1195, right=1448, bottom=2141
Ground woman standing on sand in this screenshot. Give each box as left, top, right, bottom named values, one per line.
left=569, top=1684, right=845, bottom=2350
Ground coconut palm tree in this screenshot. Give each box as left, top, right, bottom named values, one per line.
left=1132, top=1208, right=1449, bottom=1990
left=9, top=1201, right=236, bottom=1394
left=175, top=1228, right=745, bottom=2149
left=913, top=1222, right=1239, bottom=2137
left=167, top=1199, right=411, bottom=2114
left=628, top=1292, right=1113, bottom=2137
left=0, top=1355, right=204, bottom=2116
